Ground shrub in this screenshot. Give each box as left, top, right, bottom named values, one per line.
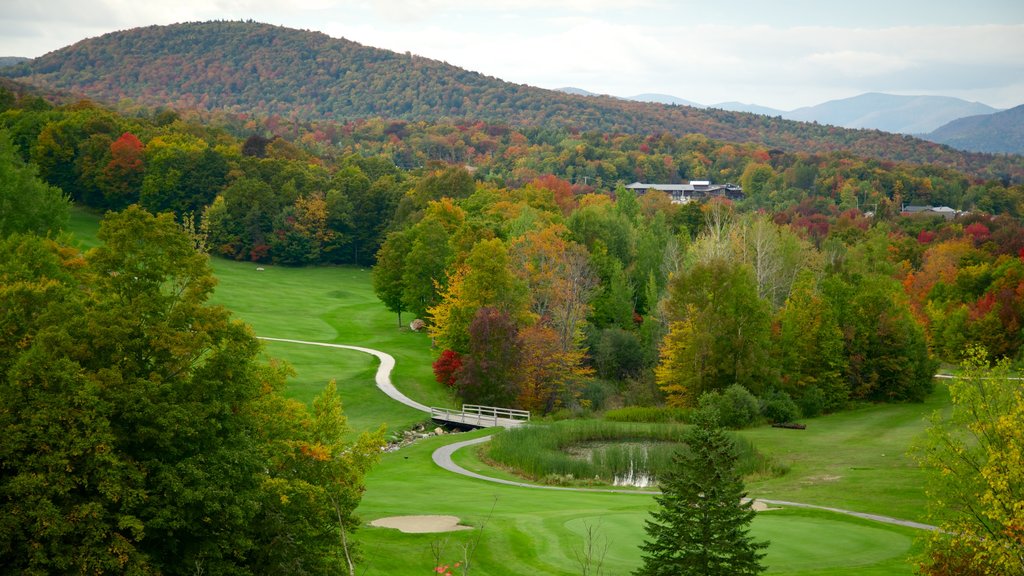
left=698, top=384, right=760, bottom=429
left=760, top=389, right=801, bottom=423
left=797, top=386, right=826, bottom=418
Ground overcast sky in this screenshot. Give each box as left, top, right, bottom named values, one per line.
left=2, top=0, right=1023, bottom=110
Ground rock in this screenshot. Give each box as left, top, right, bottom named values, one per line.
left=433, top=427, right=445, bottom=435
left=409, top=318, right=426, bottom=331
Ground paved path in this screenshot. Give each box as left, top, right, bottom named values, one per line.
left=258, top=336, right=939, bottom=532
left=257, top=337, right=431, bottom=413
left=432, top=435, right=939, bottom=531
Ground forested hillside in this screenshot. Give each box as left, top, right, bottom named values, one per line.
left=3, top=86, right=1023, bottom=409
left=4, top=21, right=1023, bottom=183
left=926, top=104, right=1024, bottom=155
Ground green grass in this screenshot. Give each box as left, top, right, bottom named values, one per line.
left=740, top=390, right=946, bottom=523
left=63, top=208, right=933, bottom=575
left=355, top=431, right=922, bottom=576
left=207, top=257, right=456, bottom=436
left=66, top=203, right=104, bottom=250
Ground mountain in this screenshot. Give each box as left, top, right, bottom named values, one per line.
left=627, top=93, right=705, bottom=108
left=925, top=104, right=1024, bottom=155
left=3, top=21, right=1020, bottom=180
left=713, top=101, right=785, bottom=116
left=556, top=87, right=602, bottom=97
left=783, top=92, right=1000, bottom=134
left=0, top=57, right=29, bottom=68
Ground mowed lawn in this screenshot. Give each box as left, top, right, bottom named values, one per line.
left=66, top=205, right=933, bottom=575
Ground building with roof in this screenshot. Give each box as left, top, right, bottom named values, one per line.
left=901, top=204, right=963, bottom=220
left=625, top=181, right=744, bottom=204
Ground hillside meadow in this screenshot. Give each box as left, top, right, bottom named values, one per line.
left=66, top=206, right=935, bottom=574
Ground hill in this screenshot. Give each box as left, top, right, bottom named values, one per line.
left=3, top=21, right=1021, bottom=181
left=925, top=104, right=1024, bottom=155
left=783, top=92, right=999, bottom=134
left=0, top=57, right=29, bottom=68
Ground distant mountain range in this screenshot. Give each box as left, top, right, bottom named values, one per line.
left=558, top=87, right=1018, bottom=154
left=2, top=21, right=1021, bottom=174
left=926, top=105, right=1024, bottom=155
left=561, top=88, right=1004, bottom=135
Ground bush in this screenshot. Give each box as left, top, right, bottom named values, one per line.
left=797, top=386, right=826, bottom=418
left=698, top=384, right=760, bottom=429
left=760, top=389, right=800, bottom=423
left=580, top=379, right=619, bottom=411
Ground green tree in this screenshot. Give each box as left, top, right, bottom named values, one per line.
left=914, top=347, right=1024, bottom=575
left=0, top=128, right=69, bottom=237
left=0, top=207, right=381, bottom=574
left=775, top=270, right=849, bottom=412
left=373, top=229, right=413, bottom=326
left=429, top=238, right=529, bottom=353
left=656, top=259, right=775, bottom=406
left=635, top=411, right=767, bottom=576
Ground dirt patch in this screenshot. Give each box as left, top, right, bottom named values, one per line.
left=750, top=500, right=782, bottom=512
left=369, top=515, right=473, bottom=534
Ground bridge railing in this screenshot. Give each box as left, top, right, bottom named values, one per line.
left=428, top=404, right=530, bottom=427
left=462, top=404, right=531, bottom=422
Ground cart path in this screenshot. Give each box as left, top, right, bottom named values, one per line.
left=259, top=337, right=939, bottom=532
left=257, top=337, right=431, bottom=413
left=432, top=435, right=939, bottom=531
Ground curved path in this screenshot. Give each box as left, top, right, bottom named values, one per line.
left=257, top=337, right=430, bottom=413
left=433, top=435, right=938, bottom=531
left=259, top=336, right=938, bottom=532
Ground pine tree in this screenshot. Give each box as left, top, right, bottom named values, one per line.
left=635, top=411, right=768, bottom=576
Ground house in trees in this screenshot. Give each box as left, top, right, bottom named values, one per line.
left=900, top=204, right=962, bottom=220
left=626, top=180, right=744, bottom=204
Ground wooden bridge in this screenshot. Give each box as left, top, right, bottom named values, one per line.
left=430, top=404, right=531, bottom=429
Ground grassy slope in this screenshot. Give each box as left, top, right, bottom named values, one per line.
left=65, top=206, right=932, bottom=575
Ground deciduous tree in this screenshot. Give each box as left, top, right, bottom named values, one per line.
left=915, top=347, right=1024, bottom=575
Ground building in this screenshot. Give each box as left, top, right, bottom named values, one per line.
left=625, top=181, right=744, bottom=204
left=901, top=204, right=962, bottom=221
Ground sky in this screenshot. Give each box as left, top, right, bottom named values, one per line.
left=2, top=0, right=1023, bottom=111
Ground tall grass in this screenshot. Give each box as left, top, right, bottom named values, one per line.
left=487, top=420, right=786, bottom=486
left=602, top=406, right=690, bottom=423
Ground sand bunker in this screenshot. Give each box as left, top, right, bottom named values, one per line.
left=369, top=515, right=474, bottom=533
left=750, top=500, right=782, bottom=512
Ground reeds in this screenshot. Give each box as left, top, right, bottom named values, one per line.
left=487, top=420, right=786, bottom=486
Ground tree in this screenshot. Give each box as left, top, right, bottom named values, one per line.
left=0, top=207, right=381, bottom=574
left=373, top=229, right=413, bottom=326
left=914, top=347, right=1024, bottom=575
left=428, top=238, right=529, bottom=354
left=455, top=307, right=522, bottom=406
left=635, top=411, right=767, bottom=576
left=774, top=270, right=849, bottom=412
left=0, top=128, right=69, bottom=237
left=656, top=259, right=775, bottom=406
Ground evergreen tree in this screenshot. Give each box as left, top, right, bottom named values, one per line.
left=635, top=412, right=768, bottom=576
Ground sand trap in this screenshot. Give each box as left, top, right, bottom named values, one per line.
left=750, top=500, right=782, bottom=512
left=369, top=515, right=474, bottom=533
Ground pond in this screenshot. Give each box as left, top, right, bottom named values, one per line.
left=563, top=441, right=679, bottom=488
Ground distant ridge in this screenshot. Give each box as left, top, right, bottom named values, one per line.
left=627, top=93, right=705, bottom=108
left=925, top=104, right=1024, bottom=155
left=783, top=92, right=1000, bottom=134
left=556, top=87, right=602, bottom=97
left=3, top=21, right=1020, bottom=180
left=713, top=101, right=785, bottom=116
left=0, top=57, right=29, bottom=68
